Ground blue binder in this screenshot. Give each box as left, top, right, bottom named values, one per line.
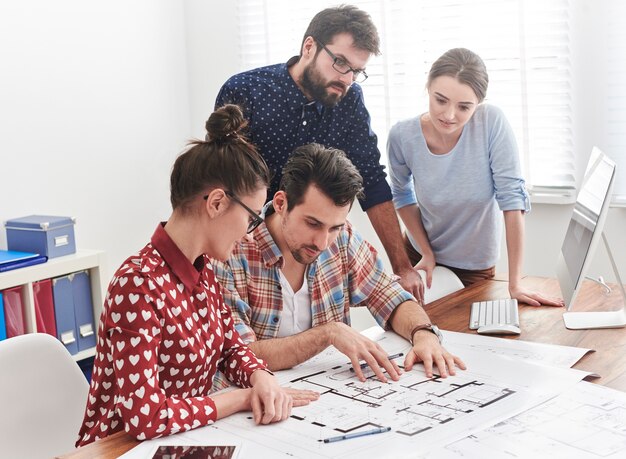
left=52, top=275, right=79, bottom=355
left=0, top=249, right=47, bottom=272
left=0, top=292, right=6, bottom=341
left=72, top=271, right=96, bottom=352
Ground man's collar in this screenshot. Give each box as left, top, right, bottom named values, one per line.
left=252, top=206, right=284, bottom=268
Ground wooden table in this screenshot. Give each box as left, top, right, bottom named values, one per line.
left=57, top=276, right=626, bottom=459
left=425, top=276, right=626, bottom=391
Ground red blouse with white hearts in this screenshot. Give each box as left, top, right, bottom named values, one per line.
left=76, top=224, right=267, bottom=446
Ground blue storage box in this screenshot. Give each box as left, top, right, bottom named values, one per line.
left=5, top=215, right=76, bottom=258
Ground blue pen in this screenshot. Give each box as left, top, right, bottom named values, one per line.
left=323, top=426, right=392, bottom=443
left=349, top=352, right=404, bottom=372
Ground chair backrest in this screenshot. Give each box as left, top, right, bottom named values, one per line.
left=0, top=333, right=89, bottom=458
left=422, top=266, right=465, bottom=303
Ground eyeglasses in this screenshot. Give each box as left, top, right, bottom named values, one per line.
left=313, top=38, right=368, bottom=83
left=203, top=191, right=264, bottom=234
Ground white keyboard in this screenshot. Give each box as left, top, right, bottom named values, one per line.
left=469, top=299, right=519, bottom=330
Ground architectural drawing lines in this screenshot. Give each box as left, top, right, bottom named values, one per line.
left=284, top=363, right=517, bottom=438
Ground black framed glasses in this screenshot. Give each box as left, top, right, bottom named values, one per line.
left=313, top=38, right=368, bottom=83
left=203, top=191, right=264, bottom=234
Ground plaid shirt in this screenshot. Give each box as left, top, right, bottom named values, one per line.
left=212, top=207, right=414, bottom=343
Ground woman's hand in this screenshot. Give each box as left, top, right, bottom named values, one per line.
left=509, top=285, right=564, bottom=307
left=248, top=370, right=308, bottom=424
left=283, top=387, right=320, bottom=406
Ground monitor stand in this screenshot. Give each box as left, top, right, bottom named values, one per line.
left=563, top=233, right=626, bottom=329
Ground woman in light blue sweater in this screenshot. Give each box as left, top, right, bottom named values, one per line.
left=388, top=48, right=562, bottom=307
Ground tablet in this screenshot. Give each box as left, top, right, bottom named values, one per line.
left=148, top=443, right=240, bottom=459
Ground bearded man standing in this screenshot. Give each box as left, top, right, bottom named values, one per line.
left=215, top=5, right=425, bottom=301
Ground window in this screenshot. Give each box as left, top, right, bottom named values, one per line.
left=605, top=1, right=626, bottom=204
left=236, top=0, right=624, bottom=203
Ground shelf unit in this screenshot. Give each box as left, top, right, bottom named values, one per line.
left=0, top=249, right=106, bottom=361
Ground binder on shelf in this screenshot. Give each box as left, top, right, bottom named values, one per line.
left=52, top=275, right=79, bottom=355
left=72, top=271, right=96, bottom=352
left=0, top=293, right=6, bottom=341
left=2, top=286, right=26, bottom=338
left=33, top=279, right=57, bottom=337
left=0, top=249, right=39, bottom=264
left=0, top=250, right=47, bottom=273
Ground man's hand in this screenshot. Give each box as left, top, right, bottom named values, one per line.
left=328, top=322, right=402, bottom=383
left=249, top=370, right=294, bottom=424
left=405, top=330, right=466, bottom=378
left=414, top=254, right=436, bottom=289
left=395, top=267, right=425, bottom=303
left=509, top=285, right=564, bottom=307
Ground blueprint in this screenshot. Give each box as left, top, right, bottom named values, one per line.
left=422, top=380, right=626, bottom=458
left=210, top=330, right=588, bottom=458
left=120, top=328, right=591, bottom=459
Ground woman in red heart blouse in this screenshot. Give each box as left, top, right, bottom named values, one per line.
left=76, top=104, right=318, bottom=447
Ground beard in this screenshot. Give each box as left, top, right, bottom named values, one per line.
left=281, top=215, right=322, bottom=264
left=300, top=61, right=348, bottom=108
left=291, top=245, right=322, bottom=264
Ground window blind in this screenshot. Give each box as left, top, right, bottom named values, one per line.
left=235, top=0, right=577, bottom=201
left=605, top=0, right=626, bottom=204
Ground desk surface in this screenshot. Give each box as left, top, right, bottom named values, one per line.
left=57, top=276, right=626, bottom=459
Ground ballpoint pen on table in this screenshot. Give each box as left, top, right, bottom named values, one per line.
left=323, top=426, right=392, bottom=443
left=349, top=352, right=404, bottom=372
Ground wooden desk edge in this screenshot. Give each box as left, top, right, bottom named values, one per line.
left=56, top=431, right=139, bottom=459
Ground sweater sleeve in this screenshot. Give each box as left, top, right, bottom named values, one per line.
left=487, top=105, right=531, bottom=212
left=387, top=122, right=419, bottom=210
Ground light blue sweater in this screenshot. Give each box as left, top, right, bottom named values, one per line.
left=387, top=104, right=530, bottom=270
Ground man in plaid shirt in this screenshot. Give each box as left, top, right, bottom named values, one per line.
left=213, top=144, right=465, bottom=383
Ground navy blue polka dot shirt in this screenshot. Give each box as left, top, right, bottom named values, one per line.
left=215, top=59, right=392, bottom=211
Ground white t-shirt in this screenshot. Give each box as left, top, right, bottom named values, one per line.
left=276, top=269, right=312, bottom=337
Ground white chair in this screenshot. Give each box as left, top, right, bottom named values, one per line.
left=422, top=266, right=464, bottom=304
left=351, top=266, right=465, bottom=331
left=0, top=333, right=89, bottom=458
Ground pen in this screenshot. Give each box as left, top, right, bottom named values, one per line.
left=323, top=426, right=392, bottom=443
left=349, top=352, right=404, bottom=372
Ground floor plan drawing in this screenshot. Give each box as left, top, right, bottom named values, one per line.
left=423, top=381, right=626, bottom=458
left=287, top=361, right=517, bottom=438
left=209, top=334, right=587, bottom=459
left=119, top=329, right=589, bottom=459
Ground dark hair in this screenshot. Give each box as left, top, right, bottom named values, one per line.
left=170, top=104, right=270, bottom=212
left=301, top=5, right=380, bottom=56
left=427, top=48, right=489, bottom=103
left=280, top=143, right=364, bottom=210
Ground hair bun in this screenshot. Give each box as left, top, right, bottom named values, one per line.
left=205, top=104, right=248, bottom=142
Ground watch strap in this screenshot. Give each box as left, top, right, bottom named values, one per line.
left=409, top=323, right=440, bottom=345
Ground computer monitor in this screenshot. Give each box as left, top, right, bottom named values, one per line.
left=556, top=147, right=626, bottom=329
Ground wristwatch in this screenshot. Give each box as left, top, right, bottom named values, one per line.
left=409, top=323, right=443, bottom=345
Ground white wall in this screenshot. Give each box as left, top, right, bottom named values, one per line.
left=183, top=1, right=239, bottom=140
left=1, top=1, right=624, bottom=295
left=0, top=0, right=190, bottom=282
